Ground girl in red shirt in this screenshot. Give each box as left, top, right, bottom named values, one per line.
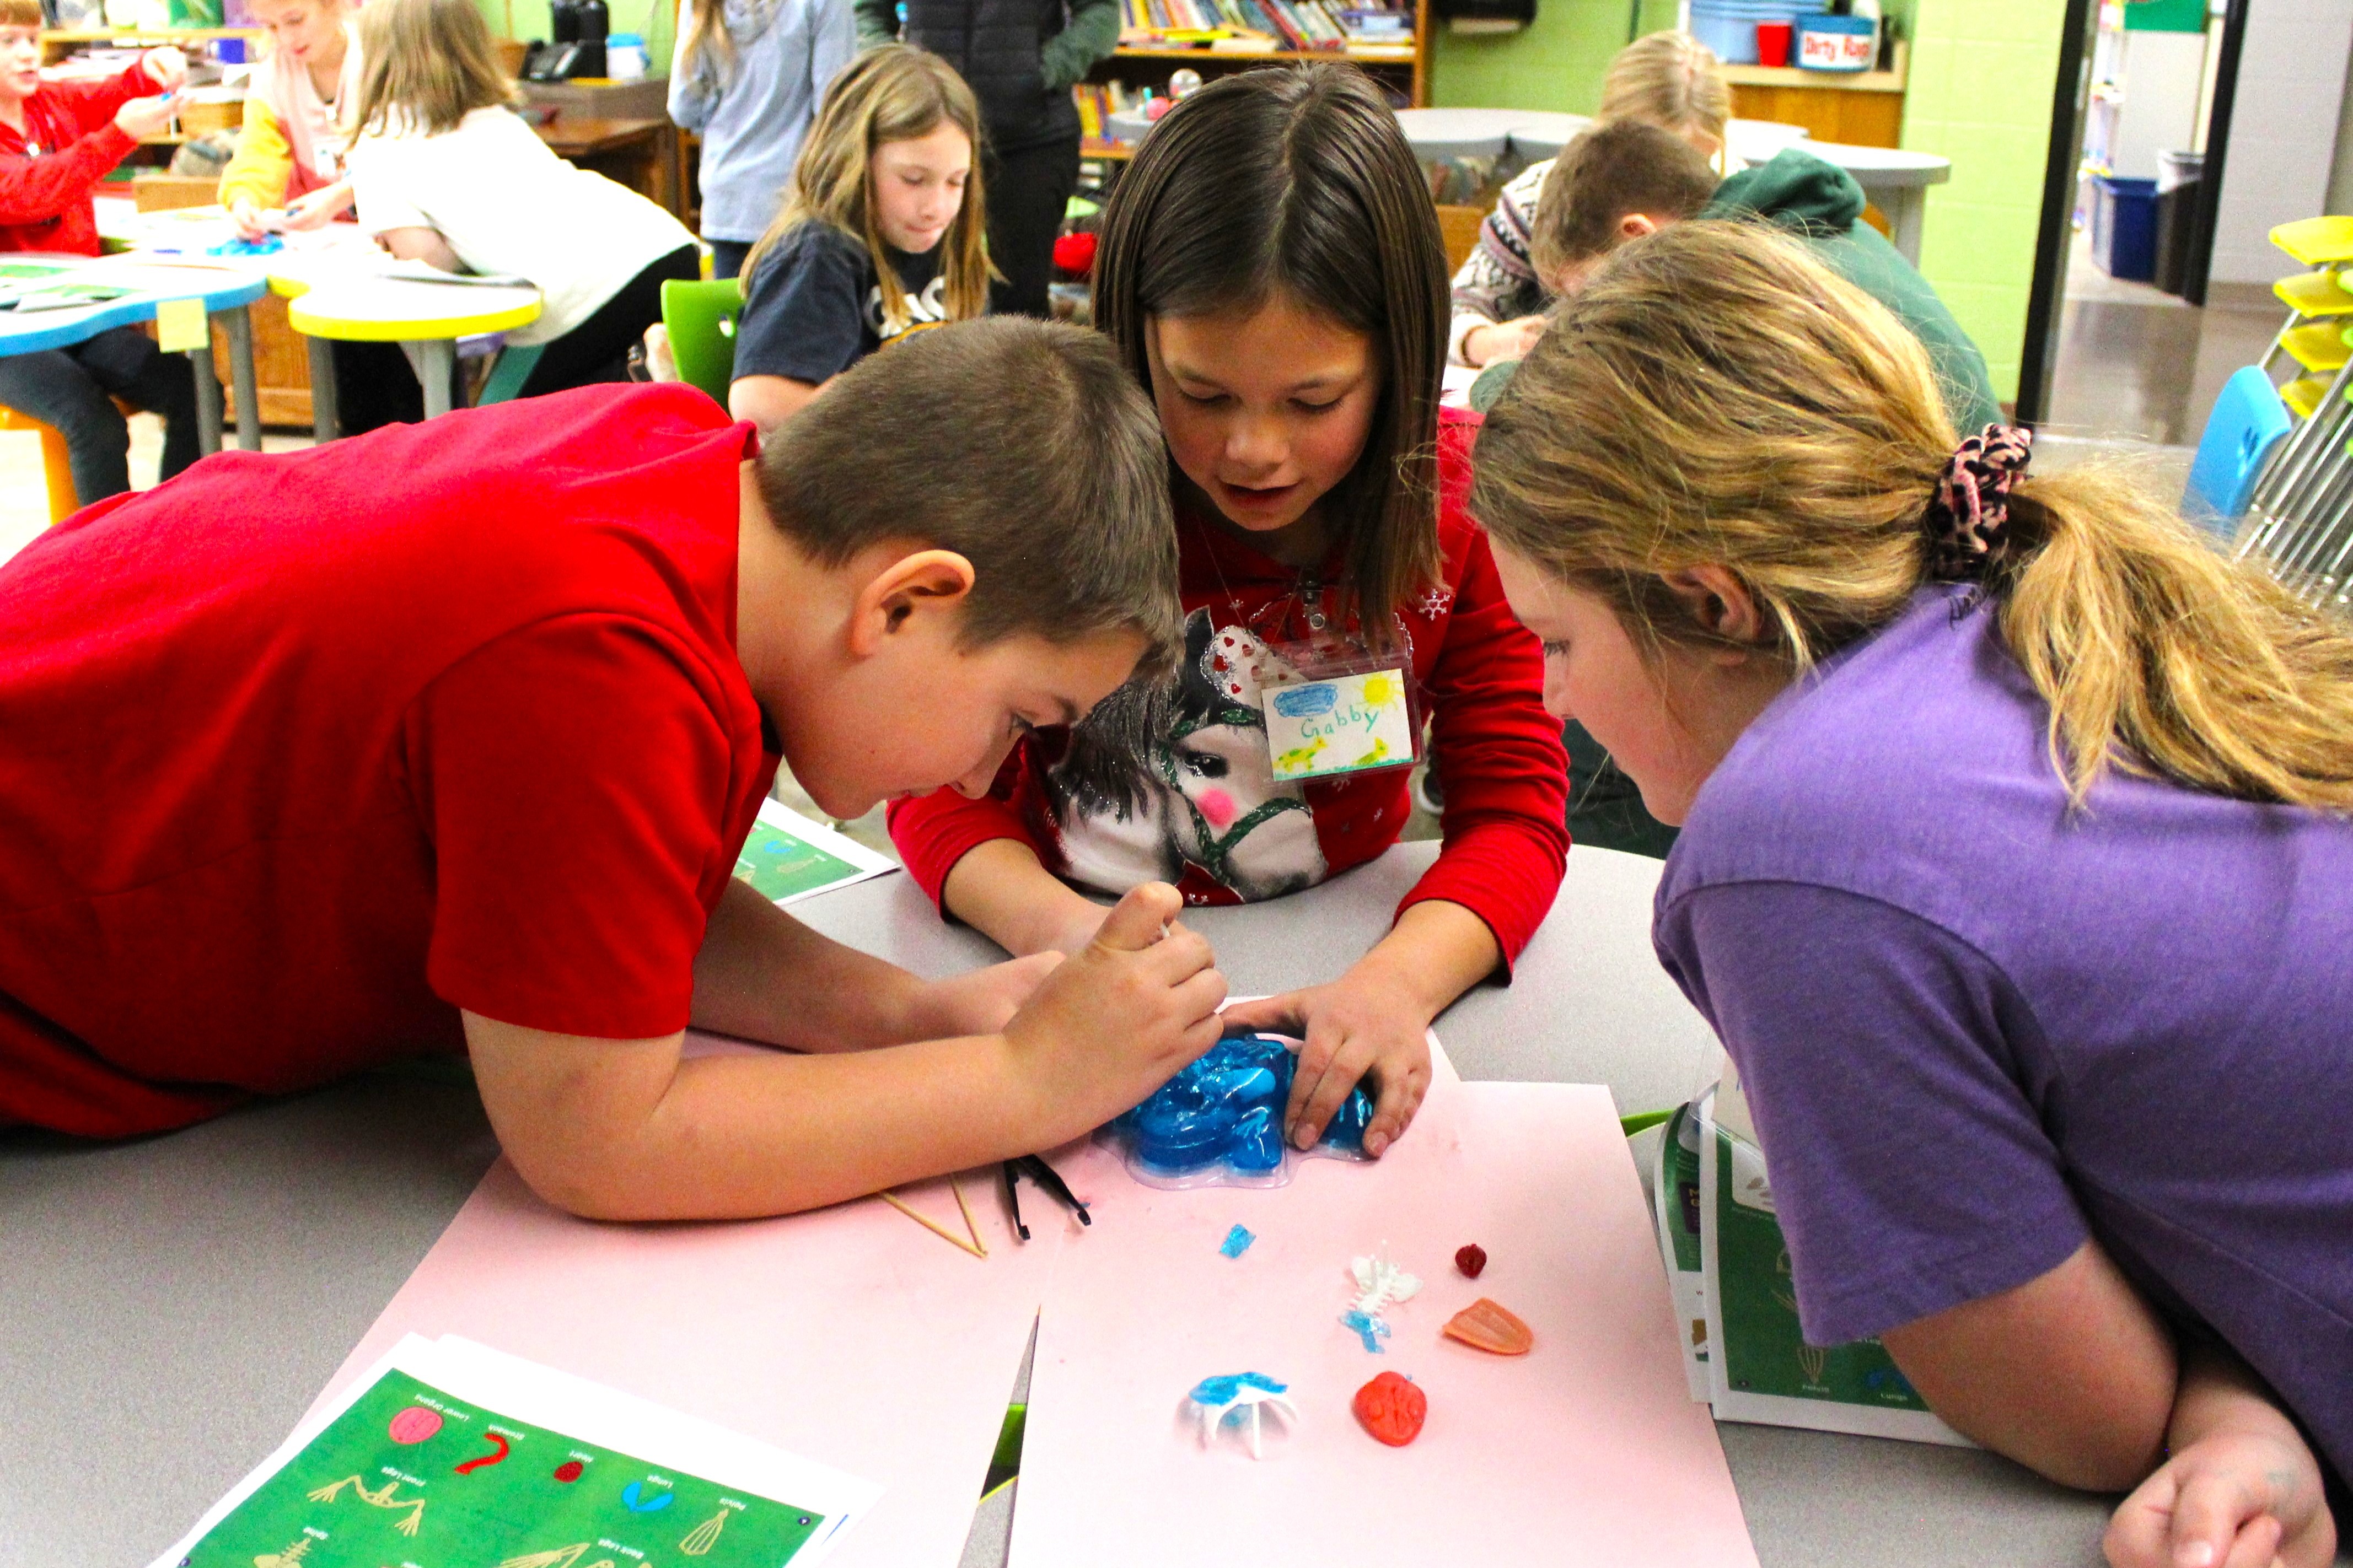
left=888, top=64, right=1568, bottom=1159
left=0, top=9, right=199, bottom=503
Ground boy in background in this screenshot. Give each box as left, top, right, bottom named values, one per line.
left=0, top=318, right=1226, bottom=1221
left=0, top=10, right=199, bottom=504
left=1472, top=120, right=2003, bottom=859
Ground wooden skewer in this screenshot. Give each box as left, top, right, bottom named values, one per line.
left=877, top=1188, right=986, bottom=1258
left=949, top=1171, right=989, bottom=1258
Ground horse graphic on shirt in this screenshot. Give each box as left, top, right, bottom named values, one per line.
left=1045, top=610, right=1326, bottom=903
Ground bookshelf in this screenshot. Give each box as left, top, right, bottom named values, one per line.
left=38, top=25, right=263, bottom=63
left=1093, top=0, right=1430, bottom=109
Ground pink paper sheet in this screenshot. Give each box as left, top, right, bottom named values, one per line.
left=316, top=1053, right=1076, bottom=1568
left=1012, top=1079, right=1758, bottom=1567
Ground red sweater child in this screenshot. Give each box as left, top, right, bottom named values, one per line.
left=888, top=420, right=1571, bottom=967
left=0, top=62, right=166, bottom=255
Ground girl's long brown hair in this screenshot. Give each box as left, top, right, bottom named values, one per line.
left=1092, top=62, right=1447, bottom=643
left=1471, top=221, right=2353, bottom=810
left=743, top=44, right=991, bottom=332
left=351, top=0, right=518, bottom=137
left=678, top=0, right=742, bottom=82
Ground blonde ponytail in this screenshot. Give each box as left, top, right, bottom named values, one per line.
left=1471, top=221, right=2353, bottom=811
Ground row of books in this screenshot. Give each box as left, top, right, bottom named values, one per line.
left=1118, top=0, right=1413, bottom=51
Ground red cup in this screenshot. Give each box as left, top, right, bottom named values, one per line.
left=1756, top=21, right=1793, bottom=67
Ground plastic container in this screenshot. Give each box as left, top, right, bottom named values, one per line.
left=1104, top=1031, right=1372, bottom=1189
left=2091, top=174, right=2160, bottom=282
left=606, top=30, right=647, bottom=78
left=1796, top=13, right=1875, bottom=71
left=1688, top=10, right=1759, bottom=64
left=1755, top=20, right=1792, bottom=65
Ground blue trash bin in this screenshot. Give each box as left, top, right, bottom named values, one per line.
left=2092, top=175, right=2161, bottom=282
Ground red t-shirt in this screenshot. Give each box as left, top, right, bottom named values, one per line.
left=0, top=66, right=159, bottom=255
left=0, top=384, right=777, bottom=1138
left=886, top=419, right=1570, bottom=967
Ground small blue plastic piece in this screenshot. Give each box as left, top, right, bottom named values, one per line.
left=206, top=234, right=285, bottom=257
left=1340, top=1308, right=1390, bottom=1354
left=1110, top=1030, right=1373, bottom=1183
left=1219, top=1224, right=1255, bottom=1258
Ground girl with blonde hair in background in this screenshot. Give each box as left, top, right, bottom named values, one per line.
left=345, top=0, right=699, bottom=398
left=668, top=0, right=855, bottom=281
left=1474, top=219, right=2351, bottom=1568
left=711, top=44, right=990, bottom=431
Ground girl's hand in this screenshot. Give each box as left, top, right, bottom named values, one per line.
left=2105, top=1426, right=2336, bottom=1568
left=228, top=196, right=269, bottom=241
left=901, top=952, right=1063, bottom=1042
left=280, top=182, right=353, bottom=231
left=139, top=45, right=188, bottom=91
left=1463, top=314, right=1548, bottom=368
left=1223, top=967, right=1435, bottom=1158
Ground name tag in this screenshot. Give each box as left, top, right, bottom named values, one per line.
left=1263, top=667, right=1416, bottom=782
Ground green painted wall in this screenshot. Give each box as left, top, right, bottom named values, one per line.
left=477, top=0, right=676, bottom=69
left=1899, top=0, right=2066, bottom=402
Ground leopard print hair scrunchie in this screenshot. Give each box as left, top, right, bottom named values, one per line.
left=1925, top=424, right=2034, bottom=581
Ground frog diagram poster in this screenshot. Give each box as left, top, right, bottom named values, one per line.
left=153, top=1336, right=880, bottom=1568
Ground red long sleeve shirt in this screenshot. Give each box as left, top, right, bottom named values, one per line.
left=887, top=421, right=1570, bottom=968
left=0, top=65, right=160, bottom=255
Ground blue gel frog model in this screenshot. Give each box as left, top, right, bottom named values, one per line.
left=1106, top=1031, right=1374, bottom=1188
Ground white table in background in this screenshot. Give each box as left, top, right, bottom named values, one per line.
left=1394, top=105, right=1527, bottom=162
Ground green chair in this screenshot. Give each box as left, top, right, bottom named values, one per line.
left=475, top=343, right=544, bottom=405
left=661, top=277, right=745, bottom=405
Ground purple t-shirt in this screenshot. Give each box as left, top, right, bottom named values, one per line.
left=1654, top=585, right=2353, bottom=1483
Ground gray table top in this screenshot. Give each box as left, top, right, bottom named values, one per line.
left=4, top=843, right=2119, bottom=1567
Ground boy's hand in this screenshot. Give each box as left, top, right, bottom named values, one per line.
left=1225, top=968, right=1433, bottom=1159
left=1001, top=882, right=1226, bottom=1137
left=228, top=196, right=269, bottom=241
left=903, top=952, right=1062, bottom=1041
left=2107, top=1425, right=2336, bottom=1568
left=1463, top=314, right=1548, bottom=368
left=139, top=45, right=187, bottom=91
left=114, top=93, right=178, bottom=141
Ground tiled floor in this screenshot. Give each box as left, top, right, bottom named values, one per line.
left=2044, top=228, right=2279, bottom=448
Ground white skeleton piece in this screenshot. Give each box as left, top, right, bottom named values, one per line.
left=1349, top=1249, right=1423, bottom=1317
left=1188, top=1373, right=1301, bottom=1460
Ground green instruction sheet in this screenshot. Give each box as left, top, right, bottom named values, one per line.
left=185, top=1368, right=828, bottom=1568
left=733, top=800, right=895, bottom=906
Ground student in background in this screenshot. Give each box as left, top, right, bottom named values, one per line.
left=0, top=319, right=1227, bottom=1221
left=0, top=16, right=198, bottom=505
left=217, top=0, right=422, bottom=433
left=1451, top=28, right=1729, bottom=371
left=716, top=45, right=989, bottom=431
left=857, top=0, right=1116, bottom=317
left=889, top=66, right=1568, bottom=1161
left=1511, top=120, right=2000, bottom=432
left=668, top=0, right=855, bottom=282
left=346, top=0, right=700, bottom=398
left=1475, top=222, right=2349, bottom=1568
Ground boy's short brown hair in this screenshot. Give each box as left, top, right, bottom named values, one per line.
left=0, top=0, right=45, bottom=28
left=1529, top=120, right=1721, bottom=281
left=757, top=317, right=1181, bottom=671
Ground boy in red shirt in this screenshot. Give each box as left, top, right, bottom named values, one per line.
left=0, top=318, right=1226, bottom=1221
left=0, top=4, right=199, bottom=503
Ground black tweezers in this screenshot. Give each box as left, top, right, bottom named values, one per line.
left=1002, top=1154, right=1092, bottom=1242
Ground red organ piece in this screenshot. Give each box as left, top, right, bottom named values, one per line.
left=1454, top=1244, right=1487, bottom=1279
left=1352, top=1371, right=1428, bottom=1447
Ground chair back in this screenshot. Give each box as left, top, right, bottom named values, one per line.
left=662, top=277, right=745, bottom=406
left=2185, top=364, right=2293, bottom=535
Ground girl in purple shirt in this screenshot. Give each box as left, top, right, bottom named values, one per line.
left=1473, top=221, right=2351, bottom=1568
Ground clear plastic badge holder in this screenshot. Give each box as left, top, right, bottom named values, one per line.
left=1104, top=1029, right=1374, bottom=1190
left=1258, top=633, right=1422, bottom=784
